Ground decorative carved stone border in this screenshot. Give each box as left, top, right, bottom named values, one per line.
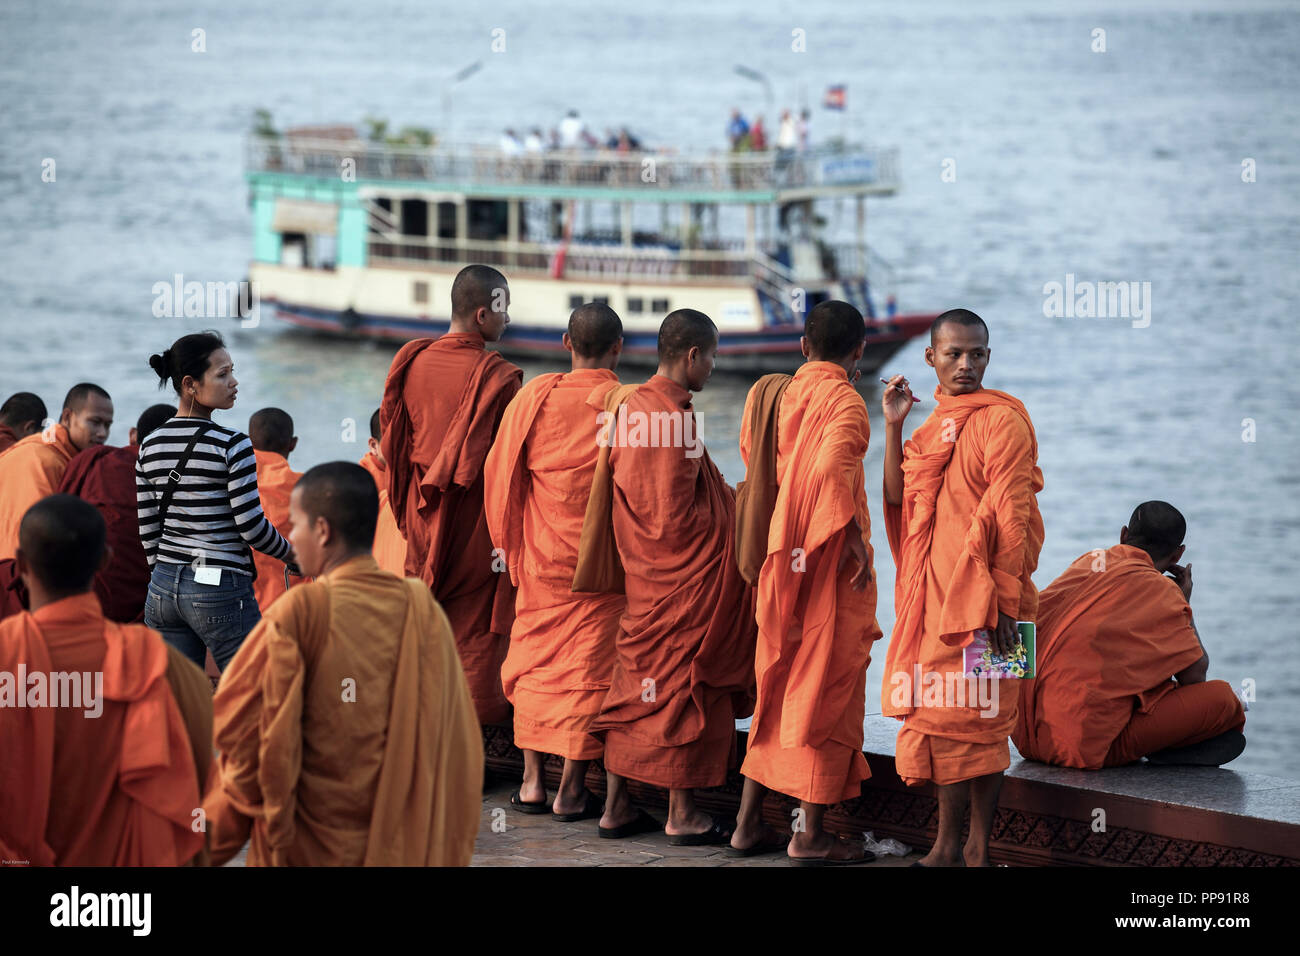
left=482, top=725, right=1298, bottom=867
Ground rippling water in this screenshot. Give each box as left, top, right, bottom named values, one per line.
left=2, top=0, right=1297, bottom=777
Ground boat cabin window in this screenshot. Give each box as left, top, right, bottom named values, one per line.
left=627, top=297, right=644, bottom=313
left=652, top=297, right=670, bottom=314
left=568, top=294, right=584, bottom=309
left=592, top=296, right=609, bottom=306
left=400, top=199, right=428, bottom=237
left=413, top=280, right=429, bottom=304
left=468, top=199, right=508, bottom=240
left=279, top=231, right=335, bottom=270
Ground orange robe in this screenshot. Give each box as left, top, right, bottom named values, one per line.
left=358, top=451, right=408, bottom=577
left=380, top=332, right=522, bottom=724
left=881, top=387, right=1044, bottom=786
left=739, top=362, right=883, bottom=804
left=1013, top=544, right=1244, bottom=768
left=0, top=424, right=78, bottom=561
left=484, top=368, right=625, bottom=760
left=0, top=592, right=207, bottom=866
left=587, top=374, right=757, bottom=789
left=58, top=444, right=150, bottom=623
left=203, top=555, right=483, bottom=866
left=251, top=450, right=303, bottom=611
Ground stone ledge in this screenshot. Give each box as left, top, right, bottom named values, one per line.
left=483, top=716, right=1300, bottom=866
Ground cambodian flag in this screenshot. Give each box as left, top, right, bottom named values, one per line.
left=824, top=85, right=846, bottom=110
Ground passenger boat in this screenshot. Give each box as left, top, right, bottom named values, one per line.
left=244, top=123, right=936, bottom=373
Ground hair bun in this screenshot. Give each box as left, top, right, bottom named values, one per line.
left=148, top=352, right=169, bottom=380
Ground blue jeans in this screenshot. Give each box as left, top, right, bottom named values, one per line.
left=144, top=562, right=262, bottom=672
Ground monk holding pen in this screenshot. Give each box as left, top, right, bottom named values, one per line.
left=880, top=308, right=1045, bottom=868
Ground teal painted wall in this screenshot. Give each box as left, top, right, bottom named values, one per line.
left=248, top=176, right=362, bottom=265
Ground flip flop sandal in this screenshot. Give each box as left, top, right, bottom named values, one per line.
left=599, top=807, right=662, bottom=839
left=667, top=815, right=735, bottom=846
left=792, top=848, right=877, bottom=867
left=726, top=829, right=792, bottom=857
left=509, top=789, right=550, bottom=815
left=553, top=790, right=604, bottom=822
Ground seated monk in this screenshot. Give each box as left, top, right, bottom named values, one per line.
left=358, top=408, right=407, bottom=577
left=0, top=383, right=114, bottom=562
left=484, top=302, right=627, bottom=820
left=0, top=495, right=213, bottom=866
left=0, top=391, right=47, bottom=453
left=584, top=309, right=758, bottom=844
left=203, top=462, right=483, bottom=866
left=380, top=264, right=523, bottom=725
left=880, top=309, right=1045, bottom=867
left=738, top=300, right=882, bottom=864
left=1014, top=501, right=1246, bottom=769
left=249, top=407, right=304, bottom=610
left=54, top=403, right=177, bottom=623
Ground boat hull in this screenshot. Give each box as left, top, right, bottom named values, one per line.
left=268, top=300, right=935, bottom=375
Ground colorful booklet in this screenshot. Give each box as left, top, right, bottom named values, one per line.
left=963, top=622, right=1036, bottom=679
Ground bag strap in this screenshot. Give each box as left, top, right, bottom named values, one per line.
left=156, top=421, right=214, bottom=529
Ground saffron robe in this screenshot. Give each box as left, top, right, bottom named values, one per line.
left=358, top=451, right=408, bottom=577
left=739, top=362, right=883, bottom=804
left=203, top=555, right=483, bottom=866
left=881, top=387, right=1044, bottom=786
left=380, top=332, right=523, bottom=724
left=0, top=592, right=208, bottom=866
left=484, top=368, right=625, bottom=760
left=586, top=374, right=757, bottom=789
left=251, top=450, right=303, bottom=611
left=0, top=424, right=79, bottom=561
left=1012, top=543, right=1244, bottom=768
left=58, top=444, right=150, bottom=622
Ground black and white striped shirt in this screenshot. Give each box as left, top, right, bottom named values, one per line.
left=136, top=417, right=292, bottom=575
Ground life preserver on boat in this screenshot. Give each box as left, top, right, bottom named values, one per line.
left=339, top=307, right=362, bottom=331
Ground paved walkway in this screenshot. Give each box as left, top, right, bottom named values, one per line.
left=472, top=779, right=917, bottom=867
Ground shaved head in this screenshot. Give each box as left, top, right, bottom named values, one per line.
left=249, top=407, right=295, bottom=456
left=1126, top=500, right=1186, bottom=560
left=805, top=300, right=866, bottom=360
left=369, top=408, right=382, bottom=441
left=63, top=383, right=111, bottom=414
left=568, top=302, right=623, bottom=358
left=296, top=462, right=378, bottom=551
left=18, top=494, right=105, bottom=592
left=930, top=308, right=988, bottom=346
left=136, top=404, right=176, bottom=444
left=657, top=309, right=717, bottom=362
left=1, top=392, right=47, bottom=433
left=451, top=264, right=508, bottom=320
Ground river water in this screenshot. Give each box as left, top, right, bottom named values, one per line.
left=1, top=0, right=1297, bottom=778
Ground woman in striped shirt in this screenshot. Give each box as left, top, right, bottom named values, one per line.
left=137, top=331, right=297, bottom=671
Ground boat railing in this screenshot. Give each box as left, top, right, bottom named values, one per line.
left=247, top=135, right=899, bottom=194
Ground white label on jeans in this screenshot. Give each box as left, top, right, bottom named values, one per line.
left=194, top=567, right=222, bottom=586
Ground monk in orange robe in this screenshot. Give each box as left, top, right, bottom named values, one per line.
left=203, top=463, right=483, bottom=866
left=584, top=309, right=758, bottom=844
left=0, top=383, right=114, bottom=562
left=0, top=495, right=212, bottom=866
left=249, top=407, right=304, bottom=611
left=0, top=391, right=47, bottom=454
left=484, top=303, right=626, bottom=820
left=358, top=408, right=407, bottom=577
left=380, top=264, right=522, bottom=725
left=881, top=309, right=1044, bottom=867
left=1015, top=501, right=1246, bottom=769
left=55, top=403, right=176, bottom=623
left=738, top=301, right=882, bottom=864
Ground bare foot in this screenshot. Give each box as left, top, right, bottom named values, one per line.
left=788, top=831, right=867, bottom=862
left=731, top=823, right=788, bottom=853
left=552, top=789, right=590, bottom=816
left=914, top=846, right=965, bottom=867
left=517, top=779, right=547, bottom=805
left=664, top=809, right=719, bottom=837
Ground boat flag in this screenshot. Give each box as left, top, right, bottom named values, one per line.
left=824, top=85, right=846, bottom=110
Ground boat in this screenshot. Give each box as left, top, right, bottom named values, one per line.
left=243, top=122, right=937, bottom=373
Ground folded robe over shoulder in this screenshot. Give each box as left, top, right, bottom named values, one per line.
left=1012, top=543, right=1217, bottom=769
left=380, top=332, right=523, bottom=724
left=251, top=449, right=303, bottom=611
left=0, top=592, right=207, bottom=866
left=358, top=451, right=408, bottom=577
left=739, top=362, right=883, bottom=804
left=203, top=555, right=484, bottom=866
left=881, top=387, right=1044, bottom=786
left=58, top=444, right=151, bottom=622
left=585, top=374, right=757, bottom=790
left=0, top=424, right=79, bottom=562
left=484, top=369, right=626, bottom=760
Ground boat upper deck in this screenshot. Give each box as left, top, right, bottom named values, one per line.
left=244, top=134, right=900, bottom=203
